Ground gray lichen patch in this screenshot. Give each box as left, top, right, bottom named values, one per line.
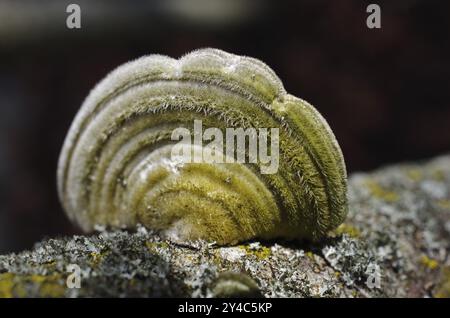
left=1, top=154, right=450, bottom=297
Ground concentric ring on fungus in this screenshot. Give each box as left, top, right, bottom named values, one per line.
left=57, top=48, right=348, bottom=245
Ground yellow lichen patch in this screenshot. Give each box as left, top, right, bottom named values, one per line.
left=0, top=273, right=15, bottom=298
left=0, top=273, right=65, bottom=298
left=89, top=252, right=102, bottom=267
left=89, top=250, right=110, bottom=267
left=437, top=200, right=450, bottom=210
left=306, top=251, right=315, bottom=260
left=43, top=260, right=56, bottom=267
left=184, top=254, right=197, bottom=264
left=211, top=250, right=224, bottom=266
left=434, top=266, right=450, bottom=298
left=238, top=245, right=271, bottom=260
left=406, top=168, right=423, bottom=182
left=365, top=180, right=399, bottom=202
left=432, top=169, right=445, bottom=182
left=419, top=255, right=439, bottom=270
left=334, top=223, right=361, bottom=238
left=146, top=241, right=170, bottom=252
left=34, top=275, right=66, bottom=298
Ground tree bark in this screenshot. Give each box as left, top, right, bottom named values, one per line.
left=1, top=155, right=450, bottom=297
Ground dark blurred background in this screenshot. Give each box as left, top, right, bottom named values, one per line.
left=0, top=0, right=449, bottom=253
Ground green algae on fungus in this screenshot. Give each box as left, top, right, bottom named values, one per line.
left=57, top=48, right=348, bottom=245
